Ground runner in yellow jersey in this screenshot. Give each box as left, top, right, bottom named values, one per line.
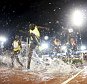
left=27, top=24, right=40, bottom=69
left=11, top=35, right=23, bottom=68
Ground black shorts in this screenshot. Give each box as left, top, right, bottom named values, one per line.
left=14, top=50, right=20, bottom=55
left=30, top=42, right=37, bottom=49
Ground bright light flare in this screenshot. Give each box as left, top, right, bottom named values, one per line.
left=81, top=45, right=86, bottom=50
left=44, top=36, right=49, bottom=40
left=39, top=43, right=49, bottom=50
left=72, top=10, right=84, bottom=26
left=0, top=36, right=7, bottom=42
left=61, top=45, right=67, bottom=51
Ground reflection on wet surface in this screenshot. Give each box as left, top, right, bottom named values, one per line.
left=0, top=56, right=81, bottom=84
left=68, top=66, right=87, bottom=84
left=0, top=67, right=69, bottom=84
left=0, top=66, right=87, bottom=84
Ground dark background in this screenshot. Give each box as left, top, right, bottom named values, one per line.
left=0, top=0, right=87, bottom=48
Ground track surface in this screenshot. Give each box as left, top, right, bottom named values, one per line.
left=0, top=67, right=87, bottom=84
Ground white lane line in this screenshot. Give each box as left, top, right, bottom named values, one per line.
left=61, top=69, right=84, bottom=84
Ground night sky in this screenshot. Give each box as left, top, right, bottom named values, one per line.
left=0, top=0, right=87, bottom=47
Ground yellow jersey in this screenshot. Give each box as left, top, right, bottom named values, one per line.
left=13, top=40, right=21, bottom=51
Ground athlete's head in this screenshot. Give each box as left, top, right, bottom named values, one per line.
left=29, top=23, right=36, bottom=30
left=15, top=35, right=19, bottom=40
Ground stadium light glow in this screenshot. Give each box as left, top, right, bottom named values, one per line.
left=81, top=45, right=86, bottom=50
left=0, top=36, right=7, bottom=42
left=44, top=36, right=49, bottom=40
left=71, top=9, right=84, bottom=27
left=61, top=45, right=67, bottom=51
left=39, top=42, right=49, bottom=50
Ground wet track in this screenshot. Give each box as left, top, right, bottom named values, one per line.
left=0, top=67, right=68, bottom=84
left=68, top=67, right=87, bottom=84
left=0, top=55, right=87, bottom=84
left=0, top=67, right=87, bottom=84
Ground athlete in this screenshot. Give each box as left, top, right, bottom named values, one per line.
left=11, top=35, right=23, bottom=68
left=27, top=24, right=40, bottom=69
